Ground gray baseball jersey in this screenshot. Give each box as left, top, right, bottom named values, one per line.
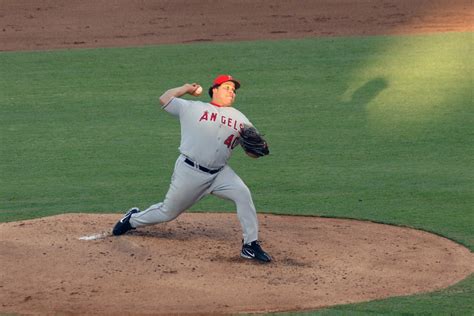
left=129, top=97, right=259, bottom=244
left=165, top=97, right=251, bottom=168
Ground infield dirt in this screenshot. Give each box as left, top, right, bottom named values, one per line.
left=0, top=0, right=472, bottom=51
left=0, top=0, right=473, bottom=315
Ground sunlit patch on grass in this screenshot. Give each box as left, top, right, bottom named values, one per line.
left=345, top=33, right=472, bottom=133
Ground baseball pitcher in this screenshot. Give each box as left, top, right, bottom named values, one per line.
left=112, top=75, right=272, bottom=263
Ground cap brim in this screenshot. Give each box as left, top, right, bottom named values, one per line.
left=214, top=80, right=240, bottom=90
left=231, top=80, right=241, bottom=90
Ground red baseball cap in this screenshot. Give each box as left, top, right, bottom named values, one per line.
left=212, top=74, right=241, bottom=89
left=208, top=74, right=241, bottom=97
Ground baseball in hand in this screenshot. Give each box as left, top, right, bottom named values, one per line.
left=192, top=85, right=203, bottom=96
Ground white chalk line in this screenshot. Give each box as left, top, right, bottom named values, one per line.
left=78, top=232, right=110, bottom=241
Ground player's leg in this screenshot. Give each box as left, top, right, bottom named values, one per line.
left=129, top=156, right=211, bottom=227
left=209, top=166, right=271, bottom=262
left=209, top=166, right=258, bottom=244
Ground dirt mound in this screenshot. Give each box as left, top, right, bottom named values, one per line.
left=1, top=213, right=472, bottom=315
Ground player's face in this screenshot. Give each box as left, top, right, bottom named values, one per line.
left=212, top=82, right=236, bottom=107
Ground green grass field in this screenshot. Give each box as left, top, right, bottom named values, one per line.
left=1, top=32, right=472, bottom=314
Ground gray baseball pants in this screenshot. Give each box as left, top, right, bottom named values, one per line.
left=129, top=154, right=259, bottom=244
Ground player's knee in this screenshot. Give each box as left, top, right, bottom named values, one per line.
left=233, top=185, right=252, bottom=202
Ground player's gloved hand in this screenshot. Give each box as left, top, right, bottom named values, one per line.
left=239, top=124, right=270, bottom=158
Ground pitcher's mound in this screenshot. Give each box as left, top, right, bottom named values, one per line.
left=1, top=213, right=472, bottom=315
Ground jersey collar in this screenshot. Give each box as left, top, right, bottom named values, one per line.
left=210, top=101, right=223, bottom=107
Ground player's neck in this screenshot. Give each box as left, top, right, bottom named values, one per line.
left=210, top=101, right=232, bottom=108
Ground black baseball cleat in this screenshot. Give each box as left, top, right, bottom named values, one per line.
left=241, top=240, right=272, bottom=263
left=112, top=207, right=139, bottom=236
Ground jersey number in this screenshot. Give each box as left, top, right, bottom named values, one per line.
left=224, top=134, right=240, bottom=149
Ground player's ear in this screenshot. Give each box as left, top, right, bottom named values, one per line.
left=208, top=86, right=216, bottom=98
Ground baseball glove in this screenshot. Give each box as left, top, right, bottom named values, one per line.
left=239, top=125, right=270, bottom=157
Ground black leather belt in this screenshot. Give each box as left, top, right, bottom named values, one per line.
left=184, top=158, right=222, bottom=174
